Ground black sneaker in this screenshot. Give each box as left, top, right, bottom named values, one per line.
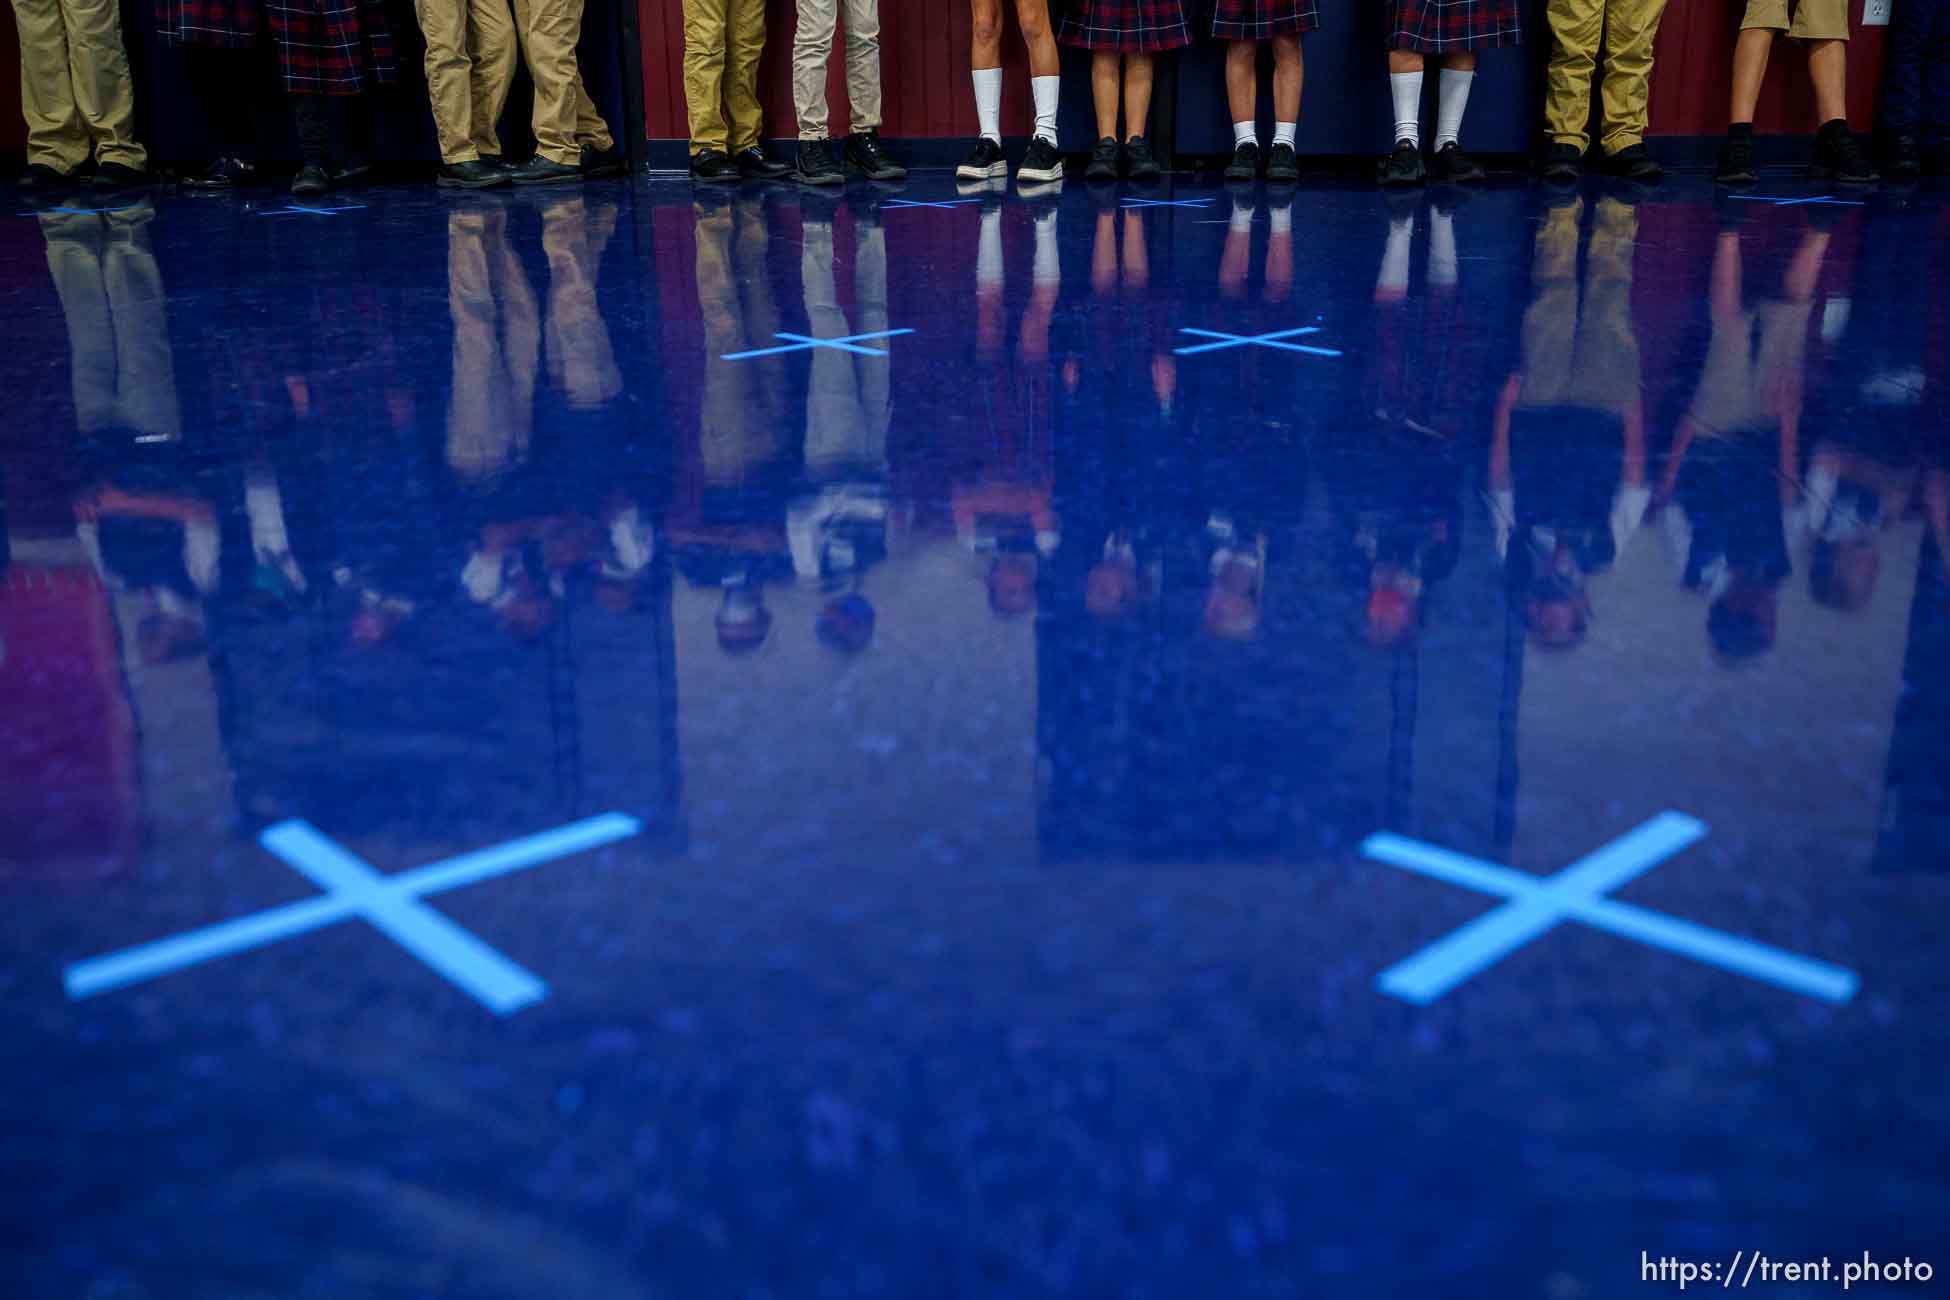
left=1377, top=139, right=1425, bottom=187
left=1715, top=131, right=1758, bottom=185
left=92, top=161, right=150, bottom=190
left=508, top=155, right=583, bottom=185
left=1810, top=121, right=1877, bottom=183
left=331, top=155, right=371, bottom=186
left=796, top=138, right=845, bottom=186
left=437, top=159, right=510, bottom=189
left=1885, top=133, right=1923, bottom=179
left=691, top=147, right=741, bottom=183
left=1125, top=135, right=1162, bottom=180
left=15, top=162, right=81, bottom=191
left=1018, top=135, right=1064, bottom=183
left=844, top=129, right=906, bottom=181
left=735, top=146, right=791, bottom=179
left=183, top=156, right=256, bottom=190
left=1429, top=141, right=1484, bottom=183
left=1265, top=142, right=1299, bottom=183
left=957, top=137, right=1007, bottom=180
left=1541, top=142, right=1583, bottom=182
left=1224, top=141, right=1260, bottom=182
left=290, top=163, right=330, bottom=197
left=1604, top=143, right=1663, bottom=182
left=1086, top=136, right=1120, bottom=181
left=580, top=144, right=626, bottom=178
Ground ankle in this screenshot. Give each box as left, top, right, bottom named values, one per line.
left=1728, top=121, right=1754, bottom=139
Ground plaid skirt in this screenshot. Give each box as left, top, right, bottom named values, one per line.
left=156, top=0, right=260, bottom=47
left=1211, top=0, right=1319, bottom=38
left=269, top=0, right=397, bottom=93
left=1057, top=0, right=1195, bottom=51
left=1384, top=0, right=1521, bottom=51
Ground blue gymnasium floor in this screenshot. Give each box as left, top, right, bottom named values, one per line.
left=2, top=166, right=1948, bottom=1299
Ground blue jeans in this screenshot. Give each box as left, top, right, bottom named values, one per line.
left=1884, top=0, right=1950, bottom=142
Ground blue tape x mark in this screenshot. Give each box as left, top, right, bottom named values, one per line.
left=1726, top=194, right=1865, bottom=207
left=1122, top=197, right=1215, bottom=209
left=722, top=328, right=914, bottom=361
left=258, top=203, right=367, bottom=217
left=1364, top=813, right=1859, bottom=1005
left=64, top=813, right=643, bottom=1015
left=881, top=198, right=980, bottom=210
left=1174, top=326, right=1342, bottom=358
left=18, top=204, right=148, bottom=216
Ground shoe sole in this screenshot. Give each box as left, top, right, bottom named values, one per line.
left=1715, top=171, right=1758, bottom=186
left=1380, top=174, right=1425, bottom=187
left=957, top=161, right=1008, bottom=180
left=1807, top=166, right=1878, bottom=183
left=795, top=171, right=846, bottom=186
left=582, top=164, right=626, bottom=179
left=1017, top=165, right=1064, bottom=182
left=690, top=172, right=742, bottom=184
left=848, top=162, right=908, bottom=182
left=1085, top=166, right=1119, bottom=181
left=513, top=173, right=582, bottom=186
left=1266, top=168, right=1298, bottom=183
left=1128, top=167, right=1162, bottom=181
left=437, top=175, right=509, bottom=189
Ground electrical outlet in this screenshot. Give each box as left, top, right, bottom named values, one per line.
left=1864, top=0, right=1892, bottom=25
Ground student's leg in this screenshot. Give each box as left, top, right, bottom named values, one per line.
left=722, top=0, right=767, bottom=154
left=416, top=0, right=479, bottom=162
left=1544, top=0, right=1603, bottom=152
left=1123, top=51, right=1155, bottom=138
left=60, top=0, right=144, bottom=167
left=512, top=0, right=584, bottom=163
left=1014, top=0, right=1059, bottom=76
left=682, top=0, right=732, bottom=153
left=1433, top=52, right=1475, bottom=148
left=467, top=0, right=519, bottom=158
left=1387, top=49, right=1424, bottom=145
left=1091, top=48, right=1120, bottom=139
left=841, top=0, right=883, bottom=134
left=971, top=0, right=1003, bottom=67
left=1270, top=32, right=1302, bottom=124
left=11, top=0, right=88, bottom=171
left=1598, top=0, right=1672, bottom=155
left=793, top=0, right=839, bottom=142
left=291, top=93, right=331, bottom=166
left=1807, top=39, right=1848, bottom=123
left=1224, top=40, right=1258, bottom=128
left=1730, top=27, right=1776, bottom=124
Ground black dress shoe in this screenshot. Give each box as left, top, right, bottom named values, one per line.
left=845, top=129, right=906, bottom=181
left=1265, top=142, right=1299, bottom=183
left=184, top=156, right=256, bottom=190
left=1125, top=134, right=1162, bottom=180
left=1604, top=143, right=1663, bottom=182
left=1429, top=141, right=1484, bottom=183
left=331, top=155, right=371, bottom=185
left=795, top=138, right=846, bottom=186
left=1224, top=141, right=1260, bottom=181
left=1377, top=139, right=1426, bottom=186
left=290, top=163, right=330, bottom=197
left=1541, top=142, right=1583, bottom=183
left=438, top=159, right=510, bottom=189
left=17, top=162, right=82, bottom=191
left=509, top=155, right=583, bottom=185
left=735, top=146, right=791, bottom=179
left=691, top=147, right=741, bottom=183
left=92, top=161, right=150, bottom=190
left=1086, top=136, right=1120, bottom=181
left=580, top=144, right=626, bottom=178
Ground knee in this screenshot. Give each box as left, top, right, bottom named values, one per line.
left=971, top=6, right=1001, bottom=44
left=1015, top=2, right=1049, bottom=40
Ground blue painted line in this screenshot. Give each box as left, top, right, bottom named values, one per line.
left=722, top=328, right=914, bottom=361
left=881, top=198, right=980, bottom=210
left=1725, top=194, right=1865, bottom=207
left=1174, top=326, right=1342, bottom=359
left=1122, top=197, right=1215, bottom=209
left=63, top=813, right=643, bottom=1015
left=18, top=204, right=148, bottom=216
left=258, top=204, right=367, bottom=217
left=1364, top=813, right=1859, bottom=1005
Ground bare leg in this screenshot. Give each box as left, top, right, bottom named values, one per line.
left=1225, top=41, right=1258, bottom=124
left=1445, top=51, right=1477, bottom=72
left=1015, top=0, right=1060, bottom=78
left=971, top=0, right=1002, bottom=67
left=1271, top=34, right=1303, bottom=122
left=1092, top=49, right=1120, bottom=138
left=1388, top=50, right=1425, bottom=74
left=1123, top=53, right=1154, bottom=138
left=1806, top=39, right=1848, bottom=122
left=1730, top=28, right=1775, bottom=122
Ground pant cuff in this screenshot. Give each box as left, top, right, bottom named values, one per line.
left=538, top=146, right=580, bottom=165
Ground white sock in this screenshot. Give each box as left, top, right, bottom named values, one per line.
left=1032, top=75, right=1060, bottom=144
left=1389, top=72, right=1423, bottom=148
left=1233, top=120, right=1258, bottom=148
left=1436, top=69, right=1474, bottom=150
left=1429, top=210, right=1457, bottom=287
left=1270, top=203, right=1291, bottom=236
left=1380, top=213, right=1413, bottom=293
left=1033, top=210, right=1060, bottom=285
left=1273, top=121, right=1297, bottom=149
left=973, top=67, right=1003, bottom=144
left=978, top=208, right=1004, bottom=286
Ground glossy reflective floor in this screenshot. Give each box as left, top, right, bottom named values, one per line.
left=3, top=168, right=1948, bottom=1298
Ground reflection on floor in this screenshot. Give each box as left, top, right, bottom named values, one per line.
left=3, top=172, right=1947, bottom=1299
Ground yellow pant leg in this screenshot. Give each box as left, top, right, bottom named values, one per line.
left=13, top=0, right=88, bottom=170
left=1598, top=0, right=1671, bottom=154
left=1543, top=0, right=1604, bottom=150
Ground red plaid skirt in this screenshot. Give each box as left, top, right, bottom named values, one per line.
left=156, top=0, right=261, bottom=47
left=1057, top=0, right=1195, bottom=51
left=268, top=0, right=397, bottom=93
left=1384, top=0, right=1522, bottom=51
left=1210, top=0, right=1319, bottom=38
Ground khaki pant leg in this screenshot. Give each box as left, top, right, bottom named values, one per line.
left=842, top=0, right=881, bottom=133
left=723, top=0, right=767, bottom=154
left=416, top=0, right=478, bottom=162
left=512, top=0, right=585, bottom=163
left=13, top=0, right=88, bottom=170
left=683, top=0, right=731, bottom=153
left=62, top=0, right=142, bottom=166
left=1598, top=0, right=1671, bottom=154
left=467, top=0, right=518, bottom=157
left=793, top=0, right=838, bottom=140
left=1543, top=0, right=1604, bottom=150
left=101, top=207, right=180, bottom=439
